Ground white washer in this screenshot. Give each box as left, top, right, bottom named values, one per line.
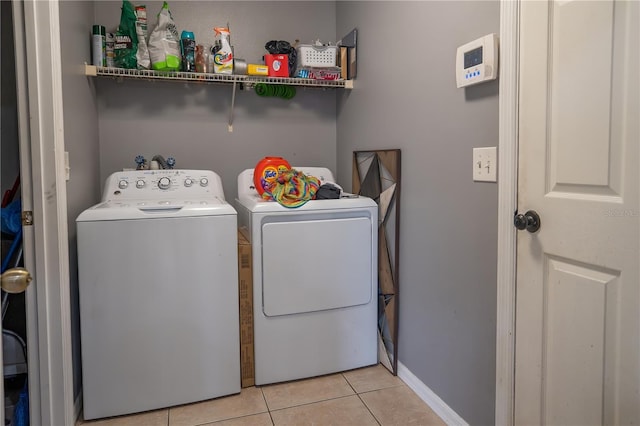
left=236, top=167, right=378, bottom=386
left=77, top=169, right=240, bottom=420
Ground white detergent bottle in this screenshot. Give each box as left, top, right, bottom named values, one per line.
left=213, top=27, right=233, bottom=74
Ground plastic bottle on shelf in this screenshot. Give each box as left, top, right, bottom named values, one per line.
left=210, top=41, right=220, bottom=72
left=180, top=30, right=196, bottom=72
left=195, top=44, right=208, bottom=73
left=213, top=27, right=233, bottom=74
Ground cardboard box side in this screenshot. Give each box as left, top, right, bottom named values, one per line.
left=238, top=230, right=255, bottom=387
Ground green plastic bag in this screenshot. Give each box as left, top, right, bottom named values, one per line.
left=114, top=0, right=138, bottom=69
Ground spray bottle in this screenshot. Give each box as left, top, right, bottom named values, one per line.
left=213, top=27, right=233, bottom=74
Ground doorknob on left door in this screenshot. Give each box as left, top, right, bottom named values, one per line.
left=514, top=210, right=541, bottom=233
left=1, top=267, right=33, bottom=294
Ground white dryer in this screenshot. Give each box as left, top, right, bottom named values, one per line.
left=77, top=169, right=240, bottom=420
left=236, top=167, right=378, bottom=386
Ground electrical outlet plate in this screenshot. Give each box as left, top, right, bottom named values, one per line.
left=473, top=147, right=497, bottom=182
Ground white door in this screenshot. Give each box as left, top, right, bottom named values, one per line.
left=10, top=0, right=75, bottom=425
left=515, top=1, right=639, bottom=425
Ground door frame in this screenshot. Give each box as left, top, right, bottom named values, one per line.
left=495, top=2, right=519, bottom=425
left=12, top=0, right=75, bottom=425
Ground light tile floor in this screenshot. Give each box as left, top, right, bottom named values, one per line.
left=77, top=364, right=446, bottom=426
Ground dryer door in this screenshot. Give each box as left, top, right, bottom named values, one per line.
left=262, top=216, right=373, bottom=316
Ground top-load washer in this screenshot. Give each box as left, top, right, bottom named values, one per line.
left=236, top=167, right=378, bottom=385
left=77, top=169, right=240, bottom=420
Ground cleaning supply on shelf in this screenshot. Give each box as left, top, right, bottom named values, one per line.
left=105, top=32, right=115, bottom=67
left=234, top=58, right=247, bottom=75
left=148, top=1, right=180, bottom=71
left=195, top=44, right=208, bottom=73
left=134, top=5, right=150, bottom=69
left=208, top=42, right=219, bottom=72
left=91, top=25, right=106, bottom=67
left=213, top=27, right=233, bottom=74
left=247, top=64, right=268, bottom=76
left=295, top=67, right=341, bottom=80
left=114, top=0, right=138, bottom=69
left=180, top=31, right=196, bottom=72
left=264, top=54, right=289, bottom=77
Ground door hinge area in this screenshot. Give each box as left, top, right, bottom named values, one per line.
left=22, top=211, right=33, bottom=226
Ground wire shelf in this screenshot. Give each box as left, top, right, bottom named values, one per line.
left=85, top=65, right=352, bottom=89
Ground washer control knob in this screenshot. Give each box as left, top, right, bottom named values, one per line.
left=184, top=178, right=194, bottom=187
left=118, top=180, right=128, bottom=190
left=136, top=179, right=146, bottom=189
left=158, top=177, right=171, bottom=190
left=199, top=178, right=209, bottom=187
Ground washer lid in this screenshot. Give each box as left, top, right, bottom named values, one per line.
left=77, top=199, right=237, bottom=222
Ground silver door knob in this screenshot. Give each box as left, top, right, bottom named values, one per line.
left=514, top=210, right=541, bottom=233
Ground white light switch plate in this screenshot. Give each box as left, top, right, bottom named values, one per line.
left=473, top=147, right=497, bottom=182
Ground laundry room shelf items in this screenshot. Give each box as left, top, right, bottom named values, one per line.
left=84, top=65, right=354, bottom=89
left=85, top=64, right=352, bottom=132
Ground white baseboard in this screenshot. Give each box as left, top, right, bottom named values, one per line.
left=397, top=361, right=469, bottom=426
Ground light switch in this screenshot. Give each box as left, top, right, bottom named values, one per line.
left=473, top=147, right=497, bottom=182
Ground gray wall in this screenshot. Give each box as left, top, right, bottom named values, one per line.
left=93, top=1, right=339, bottom=202
left=59, top=0, right=102, bottom=398
left=336, top=2, right=499, bottom=425
left=57, top=1, right=500, bottom=422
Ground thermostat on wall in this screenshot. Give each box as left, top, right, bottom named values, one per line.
left=456, top=33, right=499, bottom=88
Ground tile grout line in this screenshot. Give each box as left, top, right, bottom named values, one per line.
left=342, top=372, right=357, bottom=394
left=168, top=389, right=270, bottom=426
left=343, top=369, right=407, bottom=426
left=267, top=393, right=359, bottom=413
left=261, top=374, right=388, bottom=426
left=261, top=373, right=358, bottom=414
left=356, top=392, right=382, bottom=426
left=343, top=371, right=386, bottom=424
left=259, top=386, right=276, bottom=425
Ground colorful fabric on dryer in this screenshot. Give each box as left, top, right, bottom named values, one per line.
left=262, top=168, right=320, bottom=208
